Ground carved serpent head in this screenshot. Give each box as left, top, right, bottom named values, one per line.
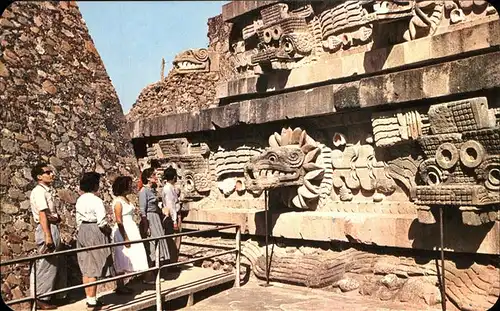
left=173, top=48, right=210, bottom=73
left=244, top=146, right=305, bottom=193
left=244, top=127, right=325, bottom=209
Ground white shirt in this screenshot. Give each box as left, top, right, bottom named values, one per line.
left=75, top=192, right=108, bottom=229
left=161, top=183, right=180, bottom=224
left=30, top=183, right=56, bottom=224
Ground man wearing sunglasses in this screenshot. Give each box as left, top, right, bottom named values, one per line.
left=29, top=162, right=65, bottom=310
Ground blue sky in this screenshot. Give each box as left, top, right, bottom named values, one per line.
left=78, top=1, right=228, bottom=113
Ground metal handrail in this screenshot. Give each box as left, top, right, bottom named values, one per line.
left=182, top=220, right=237, bottom=226
left=1, top=223, right=238, bottom=266
left=1, top=221, right=241, bottom=311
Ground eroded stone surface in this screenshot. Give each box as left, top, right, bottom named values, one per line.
left=180, top=236, right=499, bottom=311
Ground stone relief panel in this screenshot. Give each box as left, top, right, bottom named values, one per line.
left=370, top=97, right=500, bottom=225
left=141, top=97, right=499, bottom=225
left=331, top=133, right=397, bottom=203
left=371, top=110, right=428, bottom=199
left=243, top=124, right=420, bottom=211
left=144, top=138, right=264, bottom=203
left=212, top=145, right=263, bottom=196
left=371, top=110, right=430, bottom=147
left=445, top=0, right=497, bottom=25
left=146, top=138, right=211, bottom=201
left=320, top=1, right=375, bottom=52
left=227, top=1, right=497, bottom=76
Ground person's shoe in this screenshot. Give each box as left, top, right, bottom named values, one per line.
left=50, top=296, right=70, bottom=306
left=114, top=286, right=133, bottom=295
left=36, top=299, right=58, bottom=310
left=86, top=300, right=109, bottom=311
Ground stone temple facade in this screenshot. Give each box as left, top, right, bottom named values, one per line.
left=0, top=1, right=138, bottom=303
left=128, top=1, right=500, bottom=310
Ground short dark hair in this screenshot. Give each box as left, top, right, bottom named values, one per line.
left=150, top=159, right=161, bottom=169
left=163, top=167, right=177, bottom=181
left=112, top=176, right=133, bottom=196
left=31, top=162, right=48, bottom=181
left=80, top=172, right=101, bottom=193
left=141, top=168, right=155, bottom=185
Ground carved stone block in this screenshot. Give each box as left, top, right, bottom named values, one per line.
left=249, top=3, right=316, bottom=71
left=371, top=110, right=429, bottom=147
left=414, top=97, right=500, bottom=224
left=222, top=0, right=498, bottom=79
left=416, top=206, right=436, bottom=224
left=331, top=142, right=396, bottom=202
left=211, top=146, right=263, bottom=196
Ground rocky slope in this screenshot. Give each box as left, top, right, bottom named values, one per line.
left=125, top=70, right=220, bottom=122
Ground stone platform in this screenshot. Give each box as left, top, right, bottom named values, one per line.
left=57, top=264, right=235, bottom=311
left=185, top=279, right=442, bottom=311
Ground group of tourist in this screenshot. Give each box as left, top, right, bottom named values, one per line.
left=29, top=162, right=182, bottom=310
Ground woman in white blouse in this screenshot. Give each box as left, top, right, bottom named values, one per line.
left=75, top=172, right=114, bottom=309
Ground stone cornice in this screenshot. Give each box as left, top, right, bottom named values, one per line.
left=128, top=50, right=500, bottom=139
left=222, top=0, right=279, bottom=22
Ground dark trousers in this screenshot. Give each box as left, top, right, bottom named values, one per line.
left=164, top=214, right=182, bottom=263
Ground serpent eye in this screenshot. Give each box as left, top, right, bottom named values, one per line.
left=289, top=151, right=299, bottom=161
left=268, top=154, right=277, bottom=162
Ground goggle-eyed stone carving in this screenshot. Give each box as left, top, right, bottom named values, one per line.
left=414, top=97, right=499, bottom=225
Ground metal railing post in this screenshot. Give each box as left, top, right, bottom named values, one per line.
left=155, top=240, right=162, bottom=311
left=439, top=206, right=447, bottom=311
left=235, top=226, right=241, bottom=288
left=31, top=260, right=36, bottom=311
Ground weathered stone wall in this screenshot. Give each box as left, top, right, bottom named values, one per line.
left=126, top=14, right=232, bottom=123
left=207, top=14, right=234, bottom=83
left=217, top=1, right=499, bottom=98
left=0, top=1, right=138, bottom=303
left=127, top=2, right=500, bottom=310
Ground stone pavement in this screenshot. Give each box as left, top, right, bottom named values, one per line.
left=185, top=280, right=442, bottom=311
